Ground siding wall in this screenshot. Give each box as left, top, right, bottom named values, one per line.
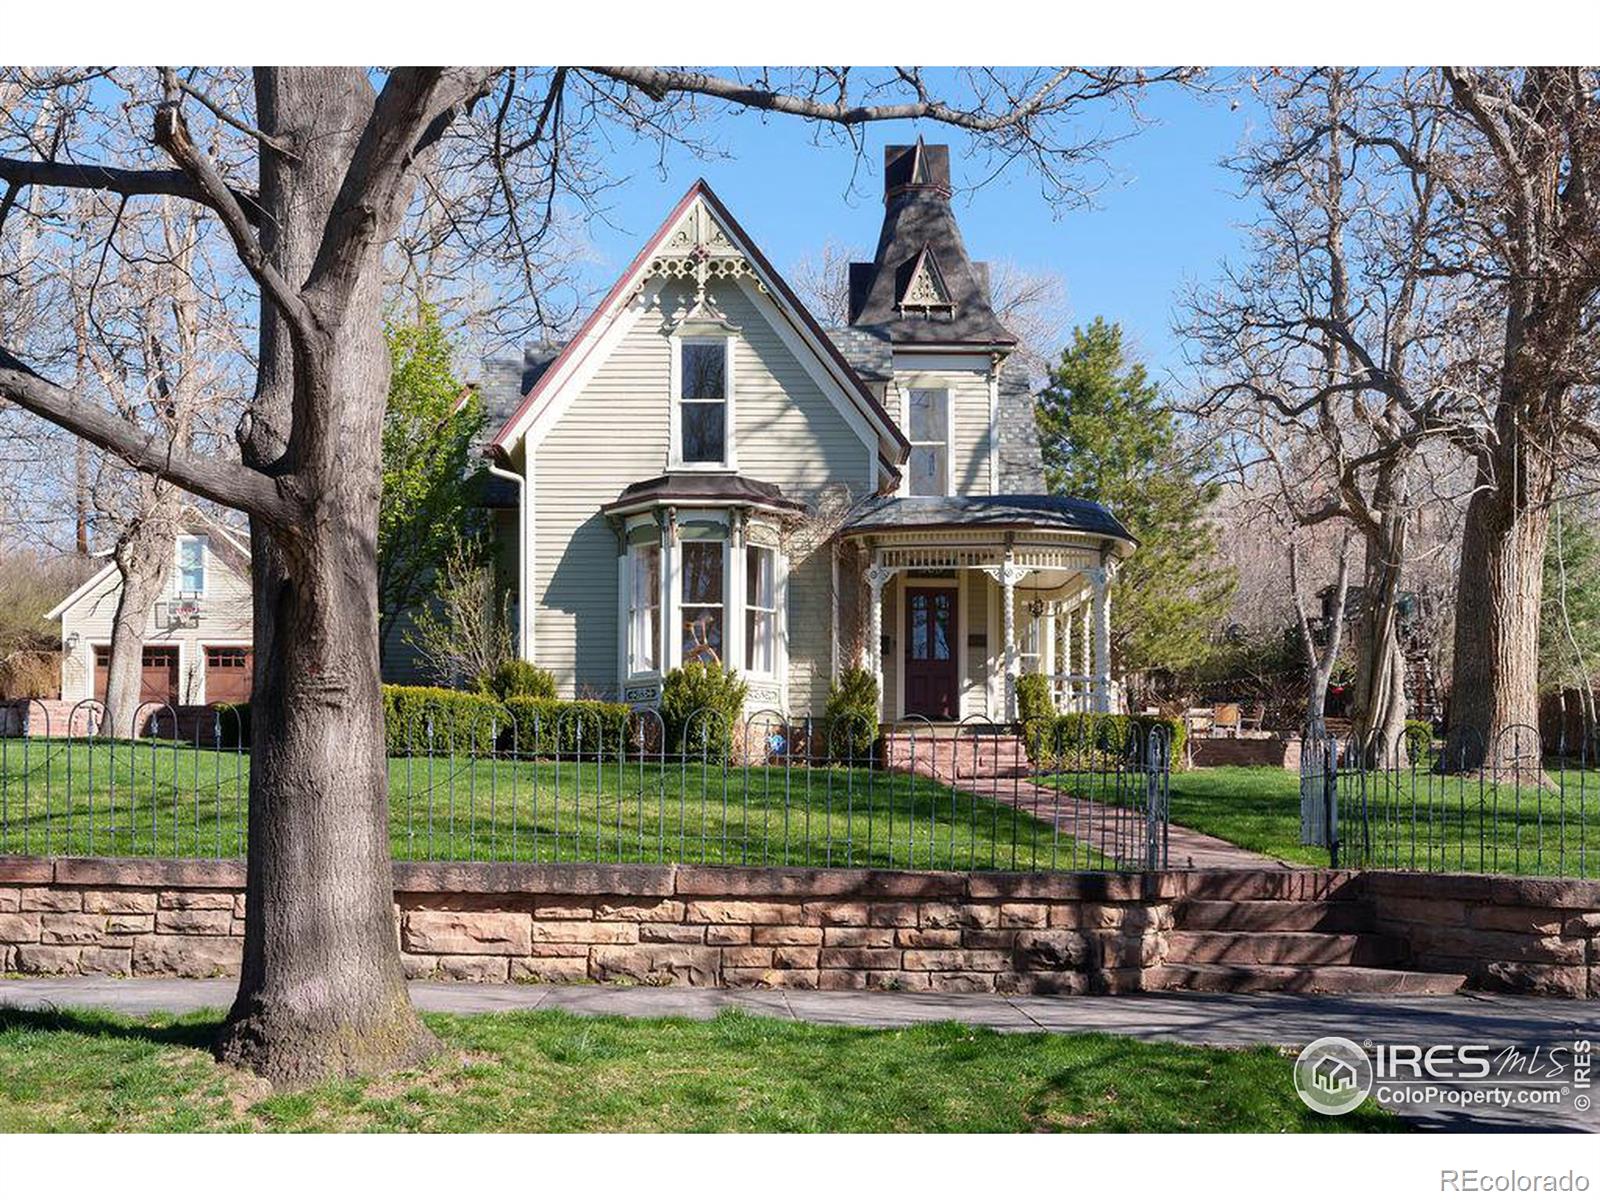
left=57, top=539, right=252, bottom=705
left=530, top=276, right=874, bottom=710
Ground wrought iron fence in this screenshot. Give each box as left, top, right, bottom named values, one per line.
left=0, top=699, right=1171, bottom=873
left=1299, top=724, right=1598, bottom=877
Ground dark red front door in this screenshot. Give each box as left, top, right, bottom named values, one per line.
left=903, top=586, right=958, bottom=719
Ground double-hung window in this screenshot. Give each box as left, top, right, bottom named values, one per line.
left=677, top=340, right=729, bottom=466
left=680, top=541, right=725, bottom=665
left=745, top=544, right=777, bottom=676
left=627, top=543, right=661, bottom=675
left=906, top=388, right=949, bottom=496
left=177, top=536, right=207, bottom=594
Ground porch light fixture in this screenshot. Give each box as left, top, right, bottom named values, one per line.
left=1027, top=598, right=1047, bottom=619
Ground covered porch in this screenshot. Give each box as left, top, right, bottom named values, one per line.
left=836, top=496, right=1134, bottom=723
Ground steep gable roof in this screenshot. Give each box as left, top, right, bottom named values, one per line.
left=486, top=181, right=909, bottom=472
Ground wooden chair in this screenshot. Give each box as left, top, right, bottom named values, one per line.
left=1213, top=703, right=1242, bottom=738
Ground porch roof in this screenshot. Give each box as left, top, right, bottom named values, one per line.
left=839, top=494, right=1135, bottom=547
left=600, top=472, right=808, bottom=517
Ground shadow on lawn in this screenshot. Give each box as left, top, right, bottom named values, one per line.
left=0, top=1004, right=220, bottom=1051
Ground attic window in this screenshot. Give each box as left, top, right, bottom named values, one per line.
left=675, top=338, right=733, bottom=467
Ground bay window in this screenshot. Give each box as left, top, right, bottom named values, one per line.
left=680, top=540, right=725, bottom=665
left=745, top=544, right=777, bottom=675
left=627, top=542, right=661, bottom=675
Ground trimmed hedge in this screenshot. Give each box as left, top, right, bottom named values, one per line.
left=1403, top=718, right=1434, bottom=761
left=501, top=696, right=632, bottom=756
left=1015, top=672, right=1055, bottom=726
left=1023, top=710, right=1185, bottom=771
left=383, top=686, right=506, bottom=754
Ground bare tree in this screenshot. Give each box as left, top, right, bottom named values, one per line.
left=1188, top=68, right=1491, bottom=763
left=0, top=65, right=1186, bottom=1082
left=1289, top=528, right=1352, bottom=737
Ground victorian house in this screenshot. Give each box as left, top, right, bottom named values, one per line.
left=478, top=143, right=1132, bottom=722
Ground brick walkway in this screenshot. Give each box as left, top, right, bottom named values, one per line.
left=961, top=774, right=1283, bottom=870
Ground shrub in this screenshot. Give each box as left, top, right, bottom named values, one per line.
left=1014, top=673, right=1056, bottom=725
left=382, top=685, right=506, bottom=755
left=482, top=659, right=557, bottom=701
left=1403, top=718, right=1434, bottom=762
left=502, top=696, right=632, bottom=756
left=1028, top=711, right=1184, bottom=771
left=660, top=661, right=748, bottom=760
left=213, top=702, right=251, bottom=749
left=1015, top=673, right=1059, bottom=765
left=823, top=666, right=880, bottom=761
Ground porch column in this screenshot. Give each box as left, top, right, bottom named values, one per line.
left=864, top=554, right=894, bottom=722
left=1089, top=566, right=1112, bottom=713
left=1042, top=602, right=1057, bottom=685
left=1060, top=604, right=1073, bottom=709
left=985, top=556, right=1029, bottom=721
left=1080, top=602, right=1091, bottom=681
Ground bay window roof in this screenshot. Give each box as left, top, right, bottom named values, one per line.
left=601, top=472, right=807, bottom=518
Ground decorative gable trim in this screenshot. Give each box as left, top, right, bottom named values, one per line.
left=488, top=181, right=909, bottom=470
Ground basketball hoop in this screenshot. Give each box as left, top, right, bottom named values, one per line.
left=173, top=596, right=202, bottom=627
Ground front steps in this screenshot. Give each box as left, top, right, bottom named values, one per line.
left=1153, top=876, right=1466, bottom=996
left=880, top=730, right=1030, bottom=783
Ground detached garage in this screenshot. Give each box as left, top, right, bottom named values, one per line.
left=48, top=521, right=255, bottom=707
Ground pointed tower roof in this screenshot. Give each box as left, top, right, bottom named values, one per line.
left=848, top=142, right=1016, bottom=347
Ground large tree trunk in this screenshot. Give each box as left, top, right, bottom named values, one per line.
left=1348, top=466, right=1410, bottom=766
left=1445, top=441, right=1552, bottom=769
left=213, top=67, right=436, bottom=1084
left=102, top=487, right=181, bottom=738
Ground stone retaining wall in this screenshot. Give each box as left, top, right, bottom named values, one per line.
left=1, top=856, right=1595, bottom=997
left=1365, top=872, right=1600, bottom=998
left=0, top=857, right=1172, bottom=994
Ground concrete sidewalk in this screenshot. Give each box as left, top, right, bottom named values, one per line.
left=2, top=977, right=1592, bottom=1132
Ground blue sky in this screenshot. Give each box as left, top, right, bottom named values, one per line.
left=569, top=79, right=1269, bottom=385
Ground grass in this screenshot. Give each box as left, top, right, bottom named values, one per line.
left=1037, top=763, right=1600, bottom=875
left=0, top=1005, right=1401, bottom=1133
left=0, top=738, right=1110, bottom=872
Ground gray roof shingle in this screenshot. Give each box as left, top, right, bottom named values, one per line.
left=840, top=493, right=1134, bottom=545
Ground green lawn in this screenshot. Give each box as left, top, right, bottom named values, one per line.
left=0, top=1006, right=1400, bottom=1133
left=1037, top=764, right=1600, bottom=875
left=0, top=738, right=1108, bottom=872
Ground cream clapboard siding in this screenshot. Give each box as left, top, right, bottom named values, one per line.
left=531, top=276, right=873, bottom=710
left=889, top=354, right=994, bottom=496
left=57, top=536, right=252, bottom=704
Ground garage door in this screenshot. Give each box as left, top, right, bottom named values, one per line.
left=93, top=645, right=180, bottom=705
left=204, top=647, right=253, bottom=703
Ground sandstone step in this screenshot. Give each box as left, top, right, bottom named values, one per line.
left=1176, top=899, right=1372, bottom=933
left=1165, top=931, right=1406, bottom=967
left=1144, top=963, right=1466, bottom=996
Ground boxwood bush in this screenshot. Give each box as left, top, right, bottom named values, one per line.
left=823, top=666, right=880, bottom=762
left=660, top=661, right=748, bottom=760
left=501, top=696, right=632, bottom=756
left=382, top=685, right=506, bottom=755
left=1023, top=710, right=1184, bottom=772
left=481, top=659, right=557, bottom=701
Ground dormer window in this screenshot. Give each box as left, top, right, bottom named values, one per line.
left=674, top=337, right=733, bottom=467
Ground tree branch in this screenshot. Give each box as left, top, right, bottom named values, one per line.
left=0, top=346, right=295, bottom=524
left=0, top=154, right=261, bottom=222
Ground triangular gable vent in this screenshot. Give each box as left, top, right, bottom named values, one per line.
left=898, top=244, right=952, bottom=312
